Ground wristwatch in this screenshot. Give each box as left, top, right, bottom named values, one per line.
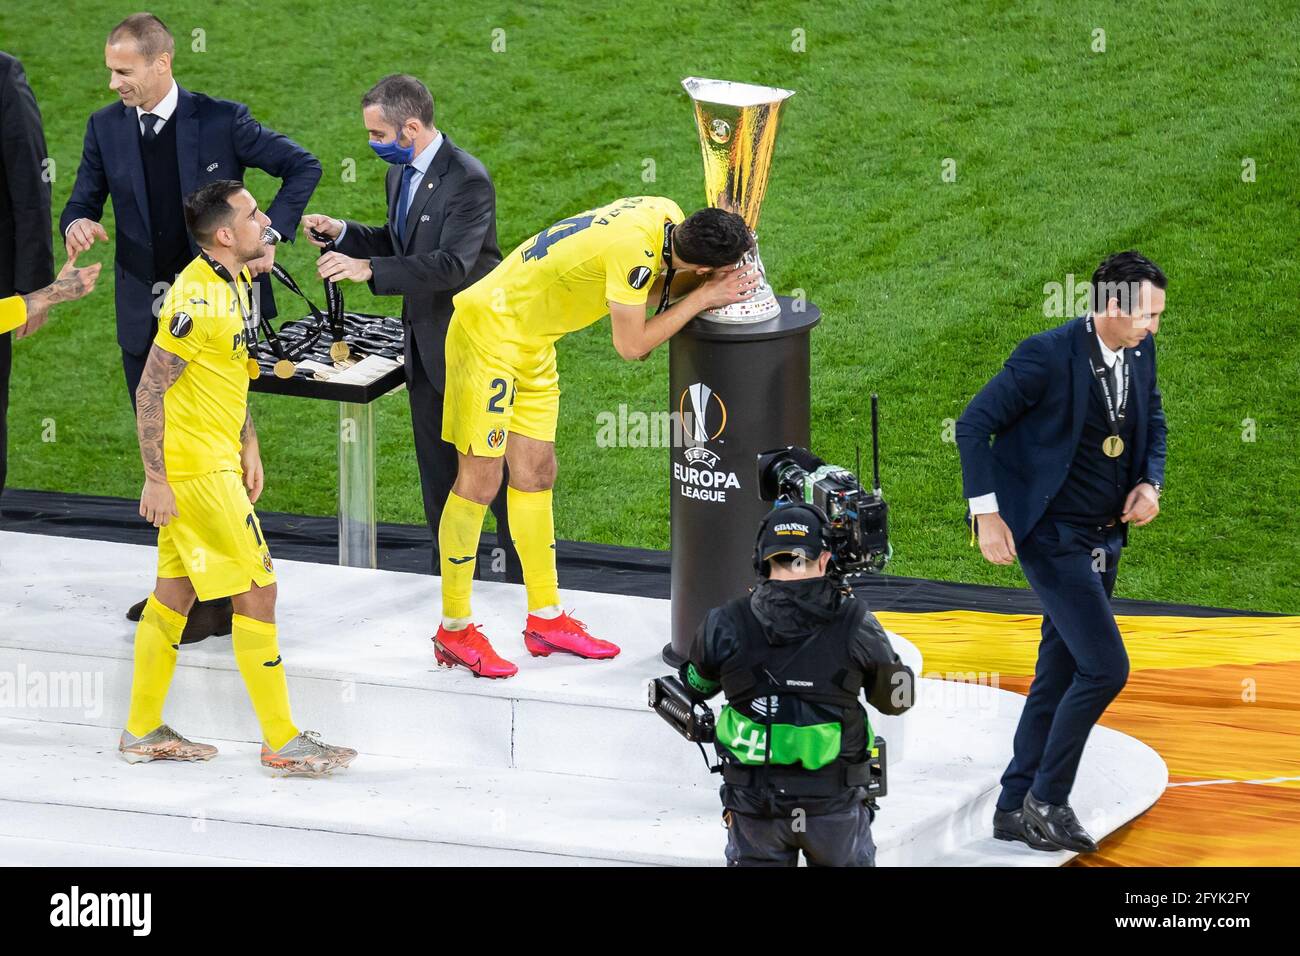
left=260, top=225, right=281, bottom=246
left=1141, top=479, right=1163, bottom=498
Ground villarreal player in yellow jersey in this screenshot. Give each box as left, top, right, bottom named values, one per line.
left=435, top=196, right=759, bottom=677
left=121, top=180, right=355, bottom=774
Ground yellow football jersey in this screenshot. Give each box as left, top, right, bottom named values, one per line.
left=454, top=195, right=685, bottom=352
left=152, top=254, right=254, bottom=481
left=0, top=295, right=26, bottom=335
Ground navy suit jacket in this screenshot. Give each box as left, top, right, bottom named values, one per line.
left=955, top=316, right=1167, bottom=544
left=59, top=86, right=322, bottom=355
left=334, top=134, right=500, bottom=393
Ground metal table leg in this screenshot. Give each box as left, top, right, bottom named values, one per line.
left=338, top=401, right=376, bottom=568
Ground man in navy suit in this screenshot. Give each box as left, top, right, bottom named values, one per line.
left=301, top=75, right=520, bottom=581
left=60, top=13, right=321, bottom=403
left=956, top=251, right=1168, bottom=854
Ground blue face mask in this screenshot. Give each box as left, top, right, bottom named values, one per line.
left=369, top=133, right=415, bottom=165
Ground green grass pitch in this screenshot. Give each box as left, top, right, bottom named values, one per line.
left=3, top=1, right=1296, bottom=612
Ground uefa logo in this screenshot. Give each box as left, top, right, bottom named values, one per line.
left=678, top=382, right=727, bottom=470
left=679, top=382, right=726, bottom=441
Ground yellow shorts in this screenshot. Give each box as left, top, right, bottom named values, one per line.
left=156, top=470, right=276, bottom=601
left=442, top=309, right=560, bottom=457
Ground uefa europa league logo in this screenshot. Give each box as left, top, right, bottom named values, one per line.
left=682, top=77, right=795, bottom=322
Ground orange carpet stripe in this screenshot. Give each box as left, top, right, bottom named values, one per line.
left=879, top=608, right=1300, bottom=866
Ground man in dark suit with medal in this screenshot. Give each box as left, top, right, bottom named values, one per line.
left=302, top=74, right=520, bottom=582
left=956, top=251, right=1168, bottom=853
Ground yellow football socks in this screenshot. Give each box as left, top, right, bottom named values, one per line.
left=508, top=486, right=561, bottom=612
left=231, top=614, right=297, bottom=751
left=125, top=594, right=185, bottom=738
left=439, top=491, right=487, bottom=621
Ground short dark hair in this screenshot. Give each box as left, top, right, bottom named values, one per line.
left=1090, top=250, right=1167, bottom=315
left=108, top=13, right=175, bottom=61
left=361, top=74, right=434, bottom=130
left=673, top=208, right=753, bottom=267
left=184, top=180, right=245, bottom=247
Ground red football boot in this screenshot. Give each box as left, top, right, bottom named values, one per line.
left=522, top=610, right=620, bottom=660
left=433, top=623, right=518, bottom=679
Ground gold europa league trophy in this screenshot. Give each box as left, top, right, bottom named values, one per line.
left=667, top=76, right=821, bottom=666
left=681, top=76, right=795, bottom=322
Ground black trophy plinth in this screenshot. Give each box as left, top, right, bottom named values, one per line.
left=663, top=295, right=821, bottom=667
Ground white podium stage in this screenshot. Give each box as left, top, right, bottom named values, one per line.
left=0, top=530, right=1166, bottom=866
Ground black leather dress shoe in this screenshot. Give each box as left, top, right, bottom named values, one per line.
left=125, top=596, right=233, bottom=645
left=993, top=807, right=1060, bottom=851
left=1022, top=793, right=1099, bottom=853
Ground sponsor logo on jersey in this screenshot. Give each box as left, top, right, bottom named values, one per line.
left=169, top=312, right=193, bottom=338
left=627, top=265, right=653, bottom=290
left=486, top=427, right=506, bottom=449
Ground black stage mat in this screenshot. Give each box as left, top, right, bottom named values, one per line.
left=0, top=488, right=1279, bottom=618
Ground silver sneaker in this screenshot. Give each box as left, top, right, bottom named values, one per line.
left=119, top=724, right=218, bottom=764
left=260, top=730, right=357, bottom=775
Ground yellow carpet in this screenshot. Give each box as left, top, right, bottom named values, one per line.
left=876, top=610, right=1300, bottom=866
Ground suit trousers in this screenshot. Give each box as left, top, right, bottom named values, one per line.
left=997, top=519, right=1130, bottom=809
left=406, top=331, right=521, bottom=582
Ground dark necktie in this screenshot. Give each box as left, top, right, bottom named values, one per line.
left=394, top=164, right=417, bottom=245
left=141, top=113, right=162, bottom=142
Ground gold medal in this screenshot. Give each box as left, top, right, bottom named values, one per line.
left=274, top=358, right=296, bottom=379
left=329, top=340, right=352, bottom=362
left=246, top=358, right=261, bottom=380
left=1102, top=435, right=1125, bottom=457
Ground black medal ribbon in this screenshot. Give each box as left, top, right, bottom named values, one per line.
left=1084, top=313, right=1129, bottom=455
left=654, top=221, right=676, bottom=316
left=200, top=251, right=287, bottom=367
left=268, top=261, right=349, bottom=361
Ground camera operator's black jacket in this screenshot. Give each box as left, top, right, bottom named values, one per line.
left=683, top=577, right=915, bottom=816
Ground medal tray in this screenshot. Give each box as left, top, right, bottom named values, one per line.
left=248, top=311, right=406, bottom=404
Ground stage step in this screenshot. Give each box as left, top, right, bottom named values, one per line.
left=0, top=531, right=1168, bottom=866
left=0, top=530, right=921, bottom=783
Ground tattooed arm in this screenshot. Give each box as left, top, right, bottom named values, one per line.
left=136, top=345, right=188, bottom=528
left=240, top=406, right=265, bottom=504
left=10, top=252, right=102, bottom=339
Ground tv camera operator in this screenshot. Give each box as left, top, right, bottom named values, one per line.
left=654, top=442, right=915, bottom=866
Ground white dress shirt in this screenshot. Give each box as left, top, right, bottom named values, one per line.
left=336, top=131, right=444, bottom=245
left=137, top=81, right=179, bottom=136
left=968, top=325, right=1124, bottom=517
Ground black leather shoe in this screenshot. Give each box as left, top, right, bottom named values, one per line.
left=185, top=598, right=233, bottom=644
left=124, top=596, right=233, bottom=645
left=1022, top=792, right=1099, bottom=853
left=992, top=807, right=1060, bottom=851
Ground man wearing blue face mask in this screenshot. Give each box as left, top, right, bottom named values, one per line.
left=302, top=75, right=519, bottom=582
